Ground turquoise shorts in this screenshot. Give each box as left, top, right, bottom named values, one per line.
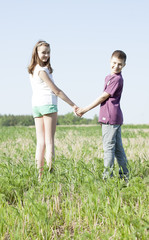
left=32, top=105, right=58, bottom=118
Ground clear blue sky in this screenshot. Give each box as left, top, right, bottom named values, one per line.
left=1, top=0, right=149, bottom=124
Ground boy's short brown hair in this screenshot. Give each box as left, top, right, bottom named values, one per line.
left=111, top=50, right=127, bottom=63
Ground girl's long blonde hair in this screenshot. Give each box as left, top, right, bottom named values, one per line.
left=28, top=40, right=53, bottom=74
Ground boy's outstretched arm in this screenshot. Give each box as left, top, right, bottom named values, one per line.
left=76, top=92, right=110, bottom=117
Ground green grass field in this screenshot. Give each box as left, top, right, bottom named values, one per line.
left=0, top=125, right=149, bottom=240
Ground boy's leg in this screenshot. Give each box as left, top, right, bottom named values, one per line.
left=102, top=124, right=118, bottom=179
left=115, top=126, right=129, bottom=179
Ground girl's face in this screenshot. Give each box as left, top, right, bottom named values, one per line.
left=37, top=45, right=50, bottom=63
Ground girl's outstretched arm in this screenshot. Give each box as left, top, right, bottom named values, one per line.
left=76, top=92, right=110, bottom=117
left=39, top=71, right=78, bottom=112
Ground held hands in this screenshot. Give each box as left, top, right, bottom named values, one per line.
left=75, top=107, right=86, bottom=117
left=72, top=105, right=86, bottom=117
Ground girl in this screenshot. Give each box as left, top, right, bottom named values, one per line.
left=28, top=40, right=78, bottom=178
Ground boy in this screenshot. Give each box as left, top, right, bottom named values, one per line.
left=76, top=50, right=129, bottom=180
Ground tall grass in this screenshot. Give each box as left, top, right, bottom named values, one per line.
left=0, top=126, right=149, bottom=239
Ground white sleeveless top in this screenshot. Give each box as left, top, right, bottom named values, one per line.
left=30, top=64, right=57, bottom=107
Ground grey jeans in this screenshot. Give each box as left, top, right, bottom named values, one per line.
left=102, top=124, right=129, bottom=178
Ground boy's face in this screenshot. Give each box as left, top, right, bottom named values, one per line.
left=110, top=56, right=126, bottom=75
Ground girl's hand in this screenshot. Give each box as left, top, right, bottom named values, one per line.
left=73, top=105, right=79, bottom=116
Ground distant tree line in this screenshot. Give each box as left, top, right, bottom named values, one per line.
left=0, top=113, right=98, bottom=126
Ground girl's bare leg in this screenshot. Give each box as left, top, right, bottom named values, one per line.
left=34, top=117, right=45, bottom=178
left=43, top=112, right=57, bottom=170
